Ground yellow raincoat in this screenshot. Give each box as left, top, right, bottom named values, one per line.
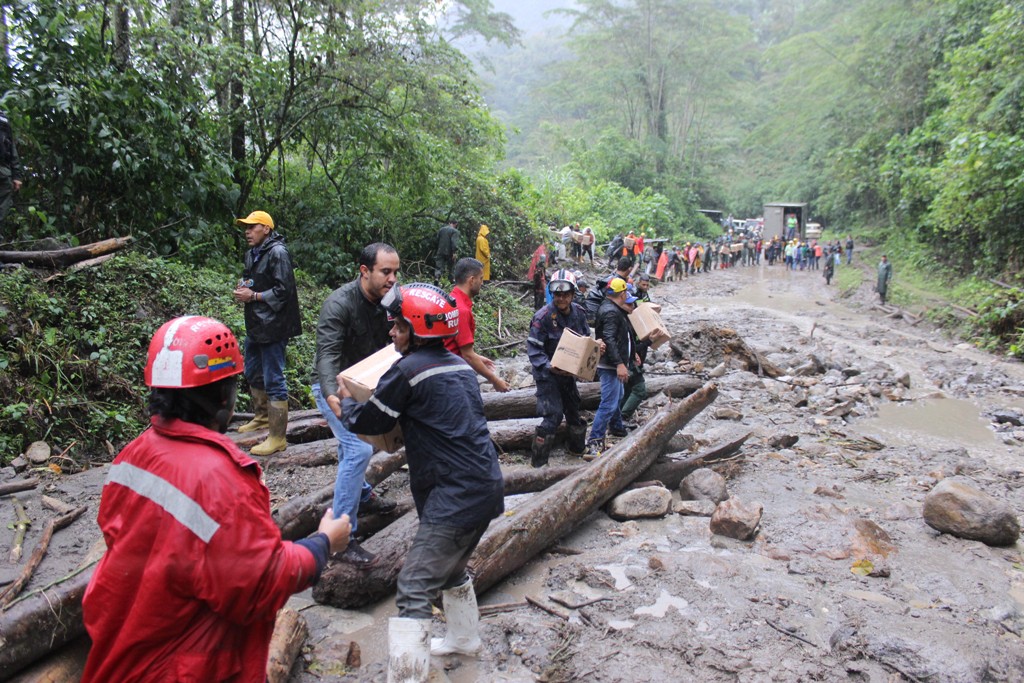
left=475, top=224, right=491, bottom=280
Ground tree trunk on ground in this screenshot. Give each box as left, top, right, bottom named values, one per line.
left=639, top=431, right=750, bottom=489
left=312, top=384, right=718, bottom=607
left=480, top=374, right=702, bottom=421
left=265, top=608, right=308, bottom=683
left=272, top=419, right=572, bottom=540
left=8, top=636, right=90, bottom=683
left=0, top=569, right=92, bottom=680
left=0, top=238, right=134, bottom=269
left=230, top=415, right=331, bottom=449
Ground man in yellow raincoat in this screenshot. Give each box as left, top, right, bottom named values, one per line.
left=475, top=224, right=491, bottom=281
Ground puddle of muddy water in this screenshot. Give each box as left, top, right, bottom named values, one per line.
left=861, top=397, right=999, bottom=451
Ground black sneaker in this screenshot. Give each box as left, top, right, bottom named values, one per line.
left=339, top=539, right=379, bottom=569
left=360, top=492, right=397, bottom=515
left=622, top=421, right=640, bottom=431
left=609, top=426, right=628, bottom=437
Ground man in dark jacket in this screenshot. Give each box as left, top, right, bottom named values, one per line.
left=336, top=283, right=503, bottom=681
left=526, top=269, right=601, bottom=467
left=312, top=242, right=400, bottom=567
left=435, top=220, right=460, bottom=282
left=587, top=277, right=638, bottom=456
left=232, top=210, right=302, bottom=456
left=0, top=110, right=22, bottom=231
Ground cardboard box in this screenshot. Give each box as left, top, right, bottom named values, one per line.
left=629, top=302, right=671, bottom=348
left=339, top=344, right=405, bottom=452
left=551, top=328, right=601, bottom=381
left=623, top=236, right=636, bottom=250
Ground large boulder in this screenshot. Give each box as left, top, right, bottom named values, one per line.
left=607, top=487, right=673, bottom=521
left=710, top=498, right=763, bottom=541
left=679, top=468, right=728, bottom=504
left=923, top=478, right=1021, bottom=546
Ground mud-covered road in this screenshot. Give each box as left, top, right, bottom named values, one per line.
left=3, top=257, right=1023, bottom=682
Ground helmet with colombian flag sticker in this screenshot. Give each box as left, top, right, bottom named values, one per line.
left=382, top=283, right=459, bottom=339
left=145, top=316, right=244, bottom=388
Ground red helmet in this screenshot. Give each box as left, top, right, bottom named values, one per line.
left=548, top=268, right=577, bottom=293
left=382, top=283, right=459, bottom=339
left=145, top=316, right=244, bottom=388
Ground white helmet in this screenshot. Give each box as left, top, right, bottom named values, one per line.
left=548, top=268, right=578, bottom=293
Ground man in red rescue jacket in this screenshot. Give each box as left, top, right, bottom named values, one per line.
left=81, top=316, right=351, bottom=683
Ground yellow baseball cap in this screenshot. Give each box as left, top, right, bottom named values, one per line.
left=235, top=210, right=274, bottom=229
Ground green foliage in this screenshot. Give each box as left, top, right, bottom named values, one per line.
left=0, top=252, right=328, bottom=465
left=470, top=284, right=535, bottom=354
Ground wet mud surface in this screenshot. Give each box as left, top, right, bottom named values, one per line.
left=3, top=259, right=1023, bottom=681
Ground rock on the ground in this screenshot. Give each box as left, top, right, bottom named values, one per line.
left=768, top=433, right=799, bottom=449
left=25, top=440, right=51, bottom=465
left=923, top=478, right=1021, bottom=546
left=679, top=468, right=728, bottom=504
left=713, top=407, right=743, bottom=421
left=665, top=433, right=696, bottom=453
left=672, top=499, right=716, bottom=516
left=607, top=486, right=673, bottom=521
left=710, top=498, right=763, bottom=541
left=992, top=409, right=1024, bottom=427
left=792, top=354, right=826, bottom=376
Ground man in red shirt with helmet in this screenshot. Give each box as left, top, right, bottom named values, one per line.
left=82, top=316, right=351, bottom=683
left=331, top=283, right=503, bottom=683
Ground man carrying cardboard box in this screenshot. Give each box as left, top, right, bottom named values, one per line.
left=526, top=269, right=603, bottom=467
left=587, top=277, right=639, bottom=457
left=312, top=242, right=400, bottom=568
left=335, top=283, right=503, bottom=683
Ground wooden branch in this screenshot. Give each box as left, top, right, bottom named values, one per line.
left=1, top=506, right=88, bottom=608
left=548, top=595, right=611, bottom=610
left=9, top=497, right=30, bottom=564
left=525, top=594, right=570, bottom=621
left=639, top=432, right=751, bottom=490
left=0, top=237, right=133, bottom=268
left=266, top=608, right=309, bottom=683
left=41, top=496, right=77, bottom=515
left=0, top=478, right=40, bottom=498
left=479, top=600, right=527, bottom=617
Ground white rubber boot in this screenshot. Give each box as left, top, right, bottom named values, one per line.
left=388, top=617, right=431, bottom=683
left=430, top=579, right=481, bottom=655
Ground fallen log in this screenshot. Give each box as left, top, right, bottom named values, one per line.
left=252, top=439, right=337, bottom=468
left=0, top=566, right=93, bottom=679
left=0, top=237, right=134, bottom=269
left=9, top=497, right=30, bottom=563
left=0, top=478, right=40, bottom=498
left=8, top=636, right=90, bottom=683
left=266, top=607, right=308, bottom=683
left=638, top=431, right=751, bottom=490
left=230, top=407, right=320, bottom=425
left=469, top=382, right=719, bottom=594
left=479, top=374, right=702, bottom=421
left=312, top=383, right=718, bottom=607
left=229, top=415, right=331, bottom=449
left=271, top=419, right=572, bottom=540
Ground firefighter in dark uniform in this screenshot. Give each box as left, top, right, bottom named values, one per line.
left=0, top=110, right=23, bottom=231
left=333, top=282, right=503, bottom=683
left=526, top=269, right=604, bottom=467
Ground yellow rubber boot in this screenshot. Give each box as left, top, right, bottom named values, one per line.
left=237, top=388, right=269, bottom=433
left=251, top=400, right=288, bottom=455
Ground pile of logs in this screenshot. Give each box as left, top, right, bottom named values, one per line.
left=0, top=374, right=722, bottom=679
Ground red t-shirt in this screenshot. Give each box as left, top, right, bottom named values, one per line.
left=444, top=286, right=475, bottom=356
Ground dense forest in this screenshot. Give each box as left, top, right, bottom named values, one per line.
left=1, top=0, right=1023, bottom=461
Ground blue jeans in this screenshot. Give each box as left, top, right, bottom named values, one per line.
left=589, top=368, right=625, bottom=441
left=396, top=520, right=490, bottom=619
left=243, top=337, right=288, bottom=401
left=847, top=251, right=853, bottom=265
left=313, top=383, right=373, bottom=533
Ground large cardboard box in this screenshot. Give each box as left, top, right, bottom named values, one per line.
left=623, top=236, right=636, bottom=250
left=551, top=329, right=601, bottom=381
left=629, top=301, right=671, bottom=349
left=338, top=344, right=404, bottom=452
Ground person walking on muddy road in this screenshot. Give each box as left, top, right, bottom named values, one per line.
left=526, top=269, right=599, bottom=467
left=824, top=250, right=835, bottom=285
left=845, top=235, right=855, bottom=265
left=81, top=316, right=351, bottom=683
left=232, top=210, right=302, bottom=456
left=445, top=257, right=510, bottom=393
left=313, top=243, right=401, bottom=569
left=587, top=277, right=638, bottom=458
left=876, top=254, right=893, bottom=305
left=334, top=283, right=504, bottom=683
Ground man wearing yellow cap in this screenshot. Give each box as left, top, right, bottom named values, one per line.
left=232, top=210, right=301, bottom=455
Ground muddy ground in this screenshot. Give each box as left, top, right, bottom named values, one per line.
left=3, top=257, right=1024, bottom=681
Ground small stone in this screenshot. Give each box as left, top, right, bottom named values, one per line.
left=25, top=441, right=51, bottom=465
left=672, top=499, right=716, bottom=516
left=708, top=362, right=726, bottom=378
left=897, top=372, right=912, bottom=388
left=9, top=456, right=28, bottom=473
left=710, top=498, right=763, bottom=541
left=607, top=487, right=673, bottom=521
left=823, top=401, right=855, bottom=418
left=992, top=410, right=1024, bottom=427
left=679, top=468, right=728, bottom=504
left=665, top=433, right=696, bottom=453
left=768, top=433, right=799, bottom=449
left=923, top=478, right=1021, bottom=546
left=841, top=367, right=861, bottom=378
left=793, top=354, right=826, bottom=376
left=713, top=407, right=743, bottom=421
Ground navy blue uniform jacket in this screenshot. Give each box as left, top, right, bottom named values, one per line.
left=342, top=344, right=504, bottom=528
